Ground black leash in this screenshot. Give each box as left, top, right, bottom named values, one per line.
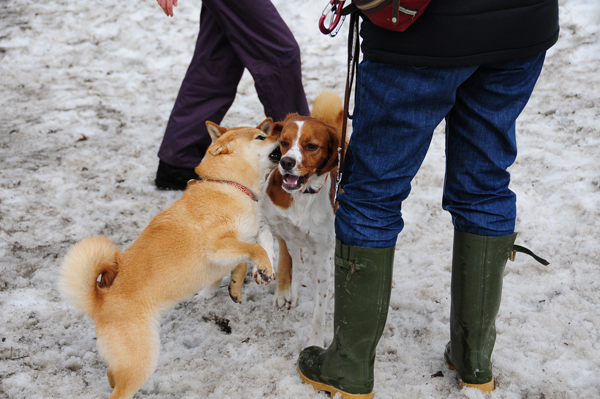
left=334, top=12, right=360, bottom=203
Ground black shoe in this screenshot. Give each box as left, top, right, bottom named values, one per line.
left=155, top=160, right=198, bottom=190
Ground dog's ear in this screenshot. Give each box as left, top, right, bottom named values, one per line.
left=272, top=113, right=301, bottom=138
left=208, top=141, right=233, bottom=156
left=206, top=121, right=228, bottom=142
left=257, top=118, right=274, bottom=136
left=272, top=122, right=284, bottom=138
left=317, top=124, right=341, bottom=176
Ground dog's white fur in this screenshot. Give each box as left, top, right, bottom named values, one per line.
left=262, top=90, right=343, bottom=347
left=265, top=181, right=335, bottom=347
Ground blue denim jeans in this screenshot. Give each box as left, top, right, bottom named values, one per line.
left=335, top=54, right=546, bottom=248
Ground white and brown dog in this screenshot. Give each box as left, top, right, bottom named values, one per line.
left=59, top=119, right=280, bottom=399
left=255, top=90, right=344, bottom=347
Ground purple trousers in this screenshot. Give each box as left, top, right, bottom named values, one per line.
left=158, top=0, right=310, bottom=169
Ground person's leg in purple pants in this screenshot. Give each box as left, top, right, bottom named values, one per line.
left=155, top=0, right=309, bottom=190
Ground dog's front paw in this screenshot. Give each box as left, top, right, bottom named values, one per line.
left=251, top=265, right=275, bottom=286
left=274, top=288, right=294, bottom=310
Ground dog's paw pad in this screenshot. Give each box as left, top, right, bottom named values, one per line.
left=258, top=269, right=270, bottom=282
left=251, top=265, right=275, bottom=285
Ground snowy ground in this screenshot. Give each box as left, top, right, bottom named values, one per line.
left=1, top=0, right=599, bottom=398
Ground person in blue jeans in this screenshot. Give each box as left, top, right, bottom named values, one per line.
left=298, top=1, right=559, bottom=397
left=155, top=0, right=309, bottom=190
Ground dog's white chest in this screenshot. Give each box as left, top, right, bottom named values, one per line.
left=266, top=192, right=334, bottom=247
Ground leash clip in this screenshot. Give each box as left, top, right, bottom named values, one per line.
left=319, top=0, right=346, bottom=36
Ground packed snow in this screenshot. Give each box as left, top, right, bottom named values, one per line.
left=1, top=0, right=599, bottom=397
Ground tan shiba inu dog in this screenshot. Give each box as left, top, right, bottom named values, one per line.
left=59, top=118, right=281, bottom=399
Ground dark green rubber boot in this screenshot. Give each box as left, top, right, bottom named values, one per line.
left=298, top=238, right=395, bottom=398
left=444, top=230, right=517, bottom=392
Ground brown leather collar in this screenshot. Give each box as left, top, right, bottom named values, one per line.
left=194, top=179, right=257, bottom=201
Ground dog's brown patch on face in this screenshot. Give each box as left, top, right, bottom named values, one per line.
left=278, top=115, right=340, bottom=178
left=267, top=170, right=293, bottom=209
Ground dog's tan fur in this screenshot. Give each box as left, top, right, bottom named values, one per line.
left=59, top=119, right=279, bottom=399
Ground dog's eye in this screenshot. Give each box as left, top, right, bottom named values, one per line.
left=280, top=141, right=289, bottom=148
left=306, top=144, right=319, bottom=151
left=255, top=135, right=267, bottom=141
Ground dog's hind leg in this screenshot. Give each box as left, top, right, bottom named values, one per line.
left=97, top=315, right=160, bottom=399
left=199, top=278, right=222, bottom=300
left=274, top=237, right=293, bottom=309
left=107, top=368, right=116, bottom=388
left=228, top=263, right=247, bottom=303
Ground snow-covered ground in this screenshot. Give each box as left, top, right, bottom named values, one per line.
left=1, top=0, right=599, bottom=397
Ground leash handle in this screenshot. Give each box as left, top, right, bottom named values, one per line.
left=335, top=12, right=360, bottom=204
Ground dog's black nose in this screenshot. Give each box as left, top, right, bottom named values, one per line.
left=279, top=157, right=296, bottom=171
left=269, top=146, right=282, bottom=162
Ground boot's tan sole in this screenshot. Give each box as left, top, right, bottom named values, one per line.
left=461, top=379, right=494, bottom=392
left=298, top=368, right=373, bottom=399
left=446, top=362, right=495, bottom=392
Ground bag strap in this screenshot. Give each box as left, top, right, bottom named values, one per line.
left=340, top=2, right=358, bottom=15
left=511, top=244, right=550, bottom=266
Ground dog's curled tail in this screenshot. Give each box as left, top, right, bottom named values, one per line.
left=59, top=236, right=119, bottom=315
left=311, top=90, right=344, bottom=131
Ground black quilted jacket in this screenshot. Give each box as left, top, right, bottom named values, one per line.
left=360, top=0, right=560, bottom=67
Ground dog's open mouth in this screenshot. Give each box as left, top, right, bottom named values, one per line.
left=269, top=146, right=282, bottom=163
left=282, top=174, right=308, bottom=191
